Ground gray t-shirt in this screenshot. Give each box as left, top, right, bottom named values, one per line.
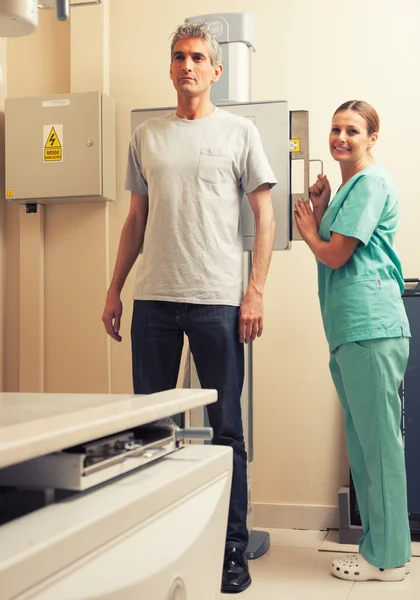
left=125, top=107, right=277, bottom=306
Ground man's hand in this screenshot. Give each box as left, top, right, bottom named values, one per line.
left=239, top=289, right=263, bottom=344
left=101, top=192, right=148, bottom=343
left=102, top=289, right=123, bottom=342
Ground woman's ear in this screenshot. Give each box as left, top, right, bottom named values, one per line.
left=368, top=132, right=378, bottom=149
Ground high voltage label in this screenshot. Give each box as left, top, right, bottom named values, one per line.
left=289, top=138, right=301, bottom=153
left=43, top=125, right=63, bottom=162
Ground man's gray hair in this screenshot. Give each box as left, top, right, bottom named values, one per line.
left=170, top=22, right=222, bottom=67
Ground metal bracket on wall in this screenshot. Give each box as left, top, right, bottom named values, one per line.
left=38, top=1, right=101, bottom=21
left=38, top=1, right=101, bottom=9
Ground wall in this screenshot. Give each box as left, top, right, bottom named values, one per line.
left=5, top=0, right=420, bottom=527
left=0, top=39, right=6, bottom=391
left=6, top=9, right=70, bottom=391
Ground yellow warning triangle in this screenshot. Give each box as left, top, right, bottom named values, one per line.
left=45, top=127, right=62, bottom=148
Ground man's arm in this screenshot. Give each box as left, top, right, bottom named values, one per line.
left=102, top=192, right=148, bottom=341
left=239, top=183, right=275, bottom=343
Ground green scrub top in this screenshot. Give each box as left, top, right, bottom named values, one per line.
left=318, top=164, right=410, bottom=352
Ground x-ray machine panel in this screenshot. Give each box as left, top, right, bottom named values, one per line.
left=131, top=100, right=290, bottom=251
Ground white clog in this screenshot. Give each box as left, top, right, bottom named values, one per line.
left=331, top=554, right=406, bottom=582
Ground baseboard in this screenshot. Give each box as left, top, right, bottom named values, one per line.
left=253, top=502, right=339, bottom=531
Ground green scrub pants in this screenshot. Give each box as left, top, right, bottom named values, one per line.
left=329, top=336, right=411, bottom=569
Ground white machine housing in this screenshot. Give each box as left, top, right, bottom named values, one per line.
left=186, top=12, right=256, bottom=103
left=130, top=100, right=290, bottom=251
left=0, top=0, right=38, bottom=37
left=0, top=389, right=233, bottom=600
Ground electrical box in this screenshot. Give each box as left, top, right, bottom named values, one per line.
left=5, top=91, right=116, bottom=205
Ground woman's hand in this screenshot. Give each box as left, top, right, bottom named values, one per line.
left=294, top=199, right=319, bottom=242
left=310, top=174, right=331, bottom=209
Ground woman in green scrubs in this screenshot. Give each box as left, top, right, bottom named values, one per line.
left=295, top=100, right=411, bottom=582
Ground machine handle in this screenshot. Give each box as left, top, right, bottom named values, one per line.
left=175, top=427, right=213, bottom=441
left=309, top=158, right=324, bottom=176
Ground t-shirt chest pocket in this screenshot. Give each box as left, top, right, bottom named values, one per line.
left=197, top=148, right=232, bottom=184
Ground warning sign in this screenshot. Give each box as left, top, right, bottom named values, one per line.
left=43, top=125, right=63, bottom=163
left=289, top=138, right=301, bottom=153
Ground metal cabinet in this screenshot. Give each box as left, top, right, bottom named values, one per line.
left=5, top=92, right=116, bottom=205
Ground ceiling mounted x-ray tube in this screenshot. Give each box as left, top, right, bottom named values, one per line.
left=0, top=0, right=38, bottom=36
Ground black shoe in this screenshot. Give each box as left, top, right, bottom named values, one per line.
left=221, top=547, right=252, bottom=594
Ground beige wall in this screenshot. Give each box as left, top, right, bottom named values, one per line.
left=4, top=0, right=420, bottom=525
left=0, top=39, right=6, bottom=390
left=6, top=10, right=70, bottom=391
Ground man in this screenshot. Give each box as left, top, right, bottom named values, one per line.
left=102, top=22, right=276, bottom=594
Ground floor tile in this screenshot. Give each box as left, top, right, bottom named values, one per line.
left=349, top=557, right=420, bottom=599
left=220, top=530, right=420, bottom=599
left=220, top=546, right=353, bottom=599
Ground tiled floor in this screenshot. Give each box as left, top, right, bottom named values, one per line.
left=220, top=529, right=420, bottom=599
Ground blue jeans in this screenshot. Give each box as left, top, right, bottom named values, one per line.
left=131, top=300, right=248, bottom=551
